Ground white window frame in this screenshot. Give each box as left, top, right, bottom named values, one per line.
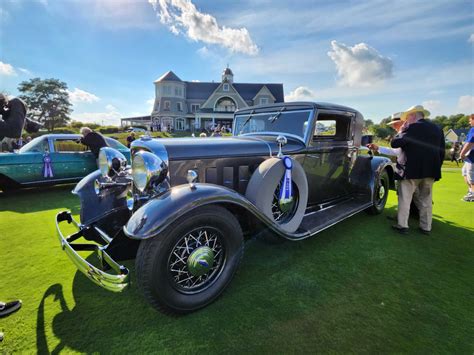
left=191, top=104, right=200, bottom=113
left=223, top=83, right=229, bottom=91
left=260, top=97, right=269, bottom=105
left=164, top=100, right=171, bottom=110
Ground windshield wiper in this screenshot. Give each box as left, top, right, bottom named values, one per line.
left=239, top=109, right=255, bottom=135
left=268, top=107, right=285, bottom=123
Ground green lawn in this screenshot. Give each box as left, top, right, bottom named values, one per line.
left=0, top=169, right=473, bottom=353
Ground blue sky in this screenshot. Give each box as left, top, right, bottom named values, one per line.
left=0, top=0, right=473, bottom=125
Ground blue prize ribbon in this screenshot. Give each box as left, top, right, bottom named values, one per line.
left=279, top=157, right=293, bottom=201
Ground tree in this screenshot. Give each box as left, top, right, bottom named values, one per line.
left=18, top=78, right=73, bottom=131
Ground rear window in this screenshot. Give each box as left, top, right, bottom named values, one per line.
left=313, top=113, right=351, bottom=141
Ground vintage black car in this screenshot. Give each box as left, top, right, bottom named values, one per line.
left=56, top=102, right=395, bottom=314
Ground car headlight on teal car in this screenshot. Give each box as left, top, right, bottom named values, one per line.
left=98, top=147, right=128, bottom=178
left=132, top=151, right=167, bottom=192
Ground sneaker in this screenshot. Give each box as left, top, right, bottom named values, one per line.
left=391, top=224, right=409, bottom=234
left=0, top=300, right=22, bottom=318
left=462, top=192, right=474, bottom=202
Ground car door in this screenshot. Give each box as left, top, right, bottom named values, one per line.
left=304, top=110, right=354, bottom=204
left=1, top=137, right=50, bottom=184
left=49, top=138, right=97, bottom=180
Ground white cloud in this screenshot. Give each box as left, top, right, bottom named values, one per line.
left=328, top=40, right=393, bottom=87
left=422, top=100, right=442, bottom=116
left=0, top=61, right=17, bottom=76
left=72, top=105, right=121, bottom=126
left=469, top=34, right=474, bottom=43
left=68, top=88, right=100, bottom=104
left=457, top=95, right=474, bottom=113
left=146, top=98, right=154, bottom=111
left=285, top=86, right=317, bottom=102
left=148, top=0, right=259, bottom=55
left=18, top=67, right=31, bottom=75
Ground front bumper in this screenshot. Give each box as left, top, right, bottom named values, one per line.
left=55, top=211, right=130, bottom=292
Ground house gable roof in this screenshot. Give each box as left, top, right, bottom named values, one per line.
left=155, top=71, right=182, bottom=83
left=183, top=81, right=284, bottom=102
left=252, top=85, right=276, bottom=101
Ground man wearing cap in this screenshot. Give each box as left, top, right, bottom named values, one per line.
left=367, top=112, right=406, bottom=178
left=390, top=105, right=445, bottom=235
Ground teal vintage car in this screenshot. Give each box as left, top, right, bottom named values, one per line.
left=0, top=134, right=130, bottom=191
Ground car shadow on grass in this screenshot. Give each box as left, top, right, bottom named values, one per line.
left=35, top=206, right=473, bottom=353
left=0, top=184, right=80, bottom=215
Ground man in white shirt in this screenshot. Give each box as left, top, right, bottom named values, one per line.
left=367, top=112, right=406, bottom=178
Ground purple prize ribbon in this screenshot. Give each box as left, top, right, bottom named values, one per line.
left=43, top=153, right=54, bottom=178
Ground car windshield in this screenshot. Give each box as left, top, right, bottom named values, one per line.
left=19, top=137, right=49, bottom=153
left=105, top=137, right=127, bottom=150
left=234, top=109, right=312, bottom=140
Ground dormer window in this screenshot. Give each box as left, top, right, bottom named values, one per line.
left=223, top=83, right=229, bottom=91
left=260, top=98, right=269, bottom=105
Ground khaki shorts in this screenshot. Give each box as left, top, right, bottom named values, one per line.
left=462, top=162, right=474, bottom=184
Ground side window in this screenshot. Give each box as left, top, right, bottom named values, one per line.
left=23, top=138, right=49, bottom=153
left=313, top=113, right=351, bottom=141
left=53, top=139, right=90, bottom=152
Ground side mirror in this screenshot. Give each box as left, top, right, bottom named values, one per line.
left=361, top=135, right=373, bottom=146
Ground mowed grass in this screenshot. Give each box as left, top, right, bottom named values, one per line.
left=0, top=169, right=473, bottom=353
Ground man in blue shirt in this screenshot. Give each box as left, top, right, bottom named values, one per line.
left=460, top=114, right=474, bottom=202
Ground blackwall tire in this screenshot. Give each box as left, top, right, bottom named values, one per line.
left=245, top=157, right=308, bottom=234
left=366, top=170, right=389, bottom=215
left=135, top=205, right=244, bottom=314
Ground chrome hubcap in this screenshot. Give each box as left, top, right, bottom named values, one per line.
left=168, top=227, right=225, bottom=293
left=378, top=185, right=386, bottom=200
left=187, top=246, right=215, bottom=277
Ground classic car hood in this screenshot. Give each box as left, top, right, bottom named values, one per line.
left=132, top=135, right=305, bottom=161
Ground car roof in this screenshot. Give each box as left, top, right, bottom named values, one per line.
left=235, top=101, right=360, bottom=115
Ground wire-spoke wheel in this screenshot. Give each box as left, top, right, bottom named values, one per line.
left=135, top=205, right=243, bottom=314
left=168, top=227, right=226, bottom=294
left=271, top=181, right=299, bottom=224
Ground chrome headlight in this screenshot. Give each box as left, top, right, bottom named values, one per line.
left=132, top=151, right=167, bottom=192
left=98, top=147, right=127, bottom=177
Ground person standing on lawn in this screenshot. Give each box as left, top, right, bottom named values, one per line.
left=390, top=105, right=445, bottom=235
left=126, top=132, right=136, bottom=148
left=367, top=112, right=406, bottom=178
left=459, top=114, right=474, bottom=202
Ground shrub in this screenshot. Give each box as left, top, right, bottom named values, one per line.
left=98, top=126, right=119, bottom=134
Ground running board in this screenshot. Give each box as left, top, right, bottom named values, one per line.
left=288, top=197, right=372, bottom=240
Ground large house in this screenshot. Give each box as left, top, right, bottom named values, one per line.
left=121, top=67, right=284, bottom=131
left=445, top=128, right=469, bottom=143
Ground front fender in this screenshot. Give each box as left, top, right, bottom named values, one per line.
left=124, top=183, right=281, bottom=240
left=73, top=170, right=130, bottom=229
